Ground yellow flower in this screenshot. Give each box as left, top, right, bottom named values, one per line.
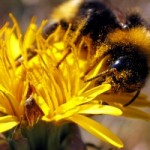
left=0, top=15, right=124, bottom=148
left=0, top=14, right=42, bottom=132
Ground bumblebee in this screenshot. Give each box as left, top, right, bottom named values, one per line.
left=43, top=0, right=150, bottom=106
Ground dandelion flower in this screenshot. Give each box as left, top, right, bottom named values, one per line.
left=0, top=15, right=41, bottom=133
left=0, top=15, right=124, bottom=148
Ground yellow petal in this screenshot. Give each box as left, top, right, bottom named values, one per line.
left=57, top=84, right=110, bottom=113
left=79, top=104, right=122, bottom=116
left=68, top=114, right=123, bottom=148
left=99, top=93, right=150, bottom=107
left=53, top=42, right=65, bottom=51
left=54, top=107, right=79, bottom=121
left=0, top=85, right=19, bottom=116
left=0, top=91, right=14, bottom=115
left=88, top=58, right=105, bottom=77
left=5, top=30, right=21, bottom=60
left=0, top=115, right=19, bottom=133
left=57, top=96, right=85, bottom=113
left=9, top=13, right=21, bottom=38
left=35, top=95, right=51, bottom=116
left=36, top=20, right=48, bottom=35
left=23, top=21, right=37, bottom=50
left=0, top=22, right=9, bottom=37
left=81, top=84, right=111, bottom=100
left=121, top=106, right=150, bottom=120
left=0, top=105, right=10, bottom=114
left=79, top=59, right=106, bottom=94
left=124, top=92, right=149, bottom=108
left=41, top=116, right=52, bottom=122
left=129, top=98, right=150, bottom=107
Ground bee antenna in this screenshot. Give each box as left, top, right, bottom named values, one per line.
left=84, top=69, right=115, bottom=82
left=85, top=73, right=103, bottom=82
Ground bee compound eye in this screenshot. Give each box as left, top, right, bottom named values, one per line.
left=110, top=54, right=148, bottom=84
left=110, top=56, right=130, bottom=72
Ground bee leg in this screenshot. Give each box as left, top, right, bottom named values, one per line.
left=15, top=48, right=37, bottom=67
left=123, top=90, right=140, bottom=107
left=56, top=48, right=71, bottom=68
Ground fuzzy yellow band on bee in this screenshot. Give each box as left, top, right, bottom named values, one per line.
left=107, top=27, right=150, bottom=52
left=51, top=0, right=82, bottom=22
